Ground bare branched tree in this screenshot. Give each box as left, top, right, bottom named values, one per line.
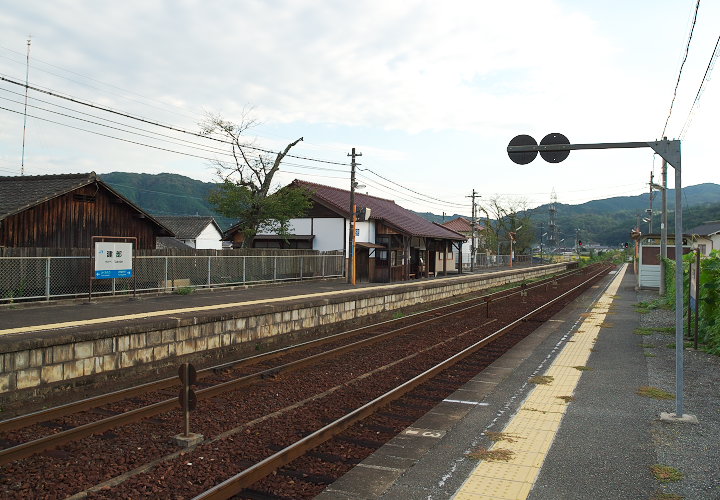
left=202, top=113, right=310, bottom=247
left=480, top=196, right=533, bottom=255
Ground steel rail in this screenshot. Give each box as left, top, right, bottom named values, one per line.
left=0, top=265, right=592, bottom=465
left=0, top=265, right=578, bottom=434
left=194, top=265, right=611, bottom=499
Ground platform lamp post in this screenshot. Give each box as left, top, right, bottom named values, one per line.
left=507, top=133, right=694, bottom=423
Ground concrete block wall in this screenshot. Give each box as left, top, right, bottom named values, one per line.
left=0, top=264, right=566, bottom=400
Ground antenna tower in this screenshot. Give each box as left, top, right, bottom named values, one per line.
left=548, top=189, right=558, bottom=248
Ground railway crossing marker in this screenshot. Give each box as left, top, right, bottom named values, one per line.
left=173, top=363, right=204, bottom=447
left=507, top=134, right=695, bottom=423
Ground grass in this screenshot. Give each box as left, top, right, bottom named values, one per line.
left=644, top=352, right=657, bottom=357
left=598, top=322, right=614, bottom=328
left=649, top=492, right=684, bottom=500
left=637, top=386, right=675, bottom=400
left=639, top=343, right=655, bottom=348
left=174, top=286, right=194, bottom=295
left=634, top=327, right=655, bottom=336
left=392, top=311, right=406, bottom=319
left=573, top=365, right=592, bottom=371
left=528, top=375, right=554, bottom=385
left=557, top=395, right=575, bottom=403
left=666, top=342, right=694, bottom=349
left=467, top=447, right=514, bottom=461
left=650, top=464, right=683, bottom=483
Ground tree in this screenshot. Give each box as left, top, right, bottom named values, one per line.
left=202, top=113, right=311, bottom=247
left=480, top=196, right=533, bottom=255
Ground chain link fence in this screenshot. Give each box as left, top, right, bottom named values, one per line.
left=460, top=253, right=533, bottom=270
left=0, top=253, right=344, bottom=303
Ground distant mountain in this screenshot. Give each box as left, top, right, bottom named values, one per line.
left=99, top=172, right=235, bottom=229
left=99, top=172, right=720, bottom=245
left=522, top=183, right=720, bottom=245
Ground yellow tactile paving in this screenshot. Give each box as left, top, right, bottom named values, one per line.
left=453, top=265, right=627, bottom=500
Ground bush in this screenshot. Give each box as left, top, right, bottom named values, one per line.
left=663, top=250, right=720, bottom=355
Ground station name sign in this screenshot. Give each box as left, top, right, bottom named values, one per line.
left=94, top=241, right=133, bottom=279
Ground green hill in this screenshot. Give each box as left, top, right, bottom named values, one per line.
left=99, top=172, right=720, bottom=244
left=99, top=172, right=235, bottom=229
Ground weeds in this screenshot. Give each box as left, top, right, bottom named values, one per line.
left=573, top=366, right=592, bottom=371
left=637, top=386, right=675, bottom=400
left=467, top=447, right=514, bottom=461
left=174, top=286, right=194, bottom=295
left=484, top=432, right=519, bottom=443
left=528, top=375, right=554, bottom=385
left=557, top=395, right=574, bottom=403
left=650, top=464, right=683, bottom=483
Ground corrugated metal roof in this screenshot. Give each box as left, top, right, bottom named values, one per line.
left=293, top=180, right=466, bottom=241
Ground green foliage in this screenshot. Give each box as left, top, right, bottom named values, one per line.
left=173, top=286, right=194, bottom=295
left=100, top=172, right=236, bottom=229
left=662, top=250, right=720, bottom=355
left=210, top=184, right=312, bottom=247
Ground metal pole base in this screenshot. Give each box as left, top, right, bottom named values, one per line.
left=659, top=412, right=698, bottom=424
left=172, top=432, right=204, bottom=447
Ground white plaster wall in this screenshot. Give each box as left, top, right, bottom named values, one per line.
left=313, top=218, right=345, bottom=251
left=288, top=218, right=312, bottom=234
left=194, top=224, right=223, bottom=250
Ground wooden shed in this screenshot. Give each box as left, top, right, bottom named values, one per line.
left=0, top=172, right=173, bottom=249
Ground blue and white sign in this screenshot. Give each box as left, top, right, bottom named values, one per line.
left=95, top=242, right=133, bottom=279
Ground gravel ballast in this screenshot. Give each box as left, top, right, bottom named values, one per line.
left=637, top=290, right=720, bottom=499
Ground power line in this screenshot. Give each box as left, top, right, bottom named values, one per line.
left=0, top=74, right=350, bottom=166
left=359, top=167, right=468, bottom=208
left=661, top=0, right=701, bottom=137
left=679, top=34, right=720, bottom=138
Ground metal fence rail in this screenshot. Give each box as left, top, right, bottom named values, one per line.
left=0, top=254, right=345, bottom=303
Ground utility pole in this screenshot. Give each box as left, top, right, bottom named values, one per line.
left=539, top=222, right=544, bottom=264
left=347, top=148, right=361, bottom=284
left=466, top=189, right=478, bottom=272
left=648, top=171, right=655, bottom=234
left=21, top=36, right=31, bottom=175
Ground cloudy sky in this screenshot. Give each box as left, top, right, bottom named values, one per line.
left=1, top=1, right=718, bottom=215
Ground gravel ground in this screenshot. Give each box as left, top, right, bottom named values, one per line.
left=637, top=290, right=720, bottom=500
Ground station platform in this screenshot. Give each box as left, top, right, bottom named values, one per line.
left=319, top=264, right=719, bottom=500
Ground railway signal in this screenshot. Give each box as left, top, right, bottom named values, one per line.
left=174, top=363, right=204, bottom=447
left=507, top=133, right=693, bottom=422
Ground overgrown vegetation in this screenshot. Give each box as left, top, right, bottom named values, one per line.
left=661, top=250, right=720, bottom=355
left=173, top=286, right=194, bottom=295
left=528, top=375, right=554, bottom=385
left=467, top=447, right=515, bottom=461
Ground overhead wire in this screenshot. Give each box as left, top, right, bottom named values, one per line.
left=679, top=33, right=720, bottom=138
left=0, top=74, right=350, bottom=166
left=661, top=0, right=701, bottom=137
left=359, top=167, right=469, bottom=209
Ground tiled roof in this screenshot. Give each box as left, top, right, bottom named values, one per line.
left=0, top=172, right=173, bottom=235
left=292, top=180, right=466, bottom=241
left=156, top=237, right=194, bottom=250
left=688, top=221, right=720, bottom=236
left=0, top=173, right=97, bottom=220
left=441, top=216, right=484, bottom=233
left=154, top=216, right=220, bottom=239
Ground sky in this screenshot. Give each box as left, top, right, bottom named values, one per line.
left=1, top=0, right=718, bottom=217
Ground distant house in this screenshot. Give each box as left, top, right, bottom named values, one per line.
left=154, top=216, right=223, bottom=250
left=225, top=180, right=467, bottom=282
left=687, top=221, right=720, bottom=256
left=0, top=172, right=173, bottom=249
left=441, top=216, right=485, bottom=266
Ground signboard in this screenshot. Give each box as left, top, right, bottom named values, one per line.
left=94, top=241, right=133, bottom=279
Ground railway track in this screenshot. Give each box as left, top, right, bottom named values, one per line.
left=0, top=263, right=612, bottom=499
